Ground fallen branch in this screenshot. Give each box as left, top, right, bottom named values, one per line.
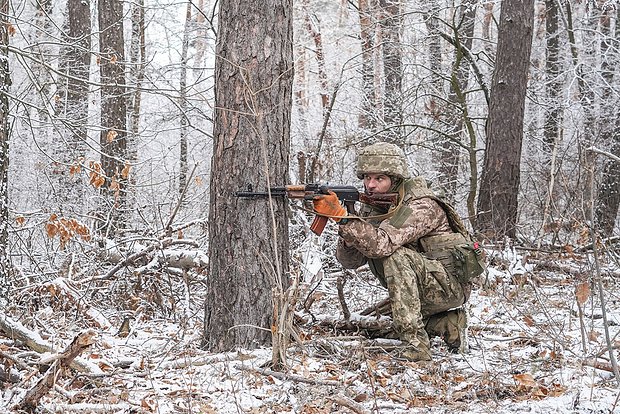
left=330, top=395, right=371, bottom=414
left=0, top=314, right=102, bottom=375
left=360, top=297, right=391, bottom=317
left=42, top=403, right=131, bottom=413
left=16, top=329, right=96, bottom=412
left=236, top=364, right=340, bottom=386
left=319, top=316, right=394, bottom=338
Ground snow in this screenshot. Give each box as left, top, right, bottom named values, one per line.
left=2, top=243, right=620, bottom=414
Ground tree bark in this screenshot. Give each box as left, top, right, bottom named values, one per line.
left=204, top=0, right=293, bottom=352
left=476, top=0, right=535, bottom=240
left=98, top=0, right=128, bottom=236
left=595, top=4, right=620, bottom=236
left=358, top=0, right=377, bottom=132
left=55, top=0, right=91, bottom=215
left=378, top=0, right=403, bottom=144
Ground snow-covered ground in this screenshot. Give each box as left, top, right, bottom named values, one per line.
left=1, top=242, right=619, bottom=413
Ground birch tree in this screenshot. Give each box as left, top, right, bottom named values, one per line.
left=0, top=0, right=10, bottom=295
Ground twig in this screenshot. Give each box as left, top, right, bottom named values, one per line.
left=163, top=163, right=198, bottom=237
left=236, top=364, right=340, bottom=387
left=583, top=358, right=615, bottom=373
left=336, top=275, right=350, bottom=320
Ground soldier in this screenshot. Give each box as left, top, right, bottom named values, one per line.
left=312, top=142, right=484, bottom=361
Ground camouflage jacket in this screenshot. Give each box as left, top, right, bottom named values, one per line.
left=336, top=177, right=452, bottom=269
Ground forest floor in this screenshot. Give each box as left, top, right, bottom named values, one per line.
left=1, top=236, right=619, bottom=413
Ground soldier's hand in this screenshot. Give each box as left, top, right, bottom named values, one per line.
left=312, top=191, right=347, bottom=222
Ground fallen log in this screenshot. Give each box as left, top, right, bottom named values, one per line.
left=16, top=329, right=96, bottom=412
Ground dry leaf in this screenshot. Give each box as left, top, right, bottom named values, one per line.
left=15, top=216, right=25, bottom=226
left=575, top=282, right=590, bottom=305
left=6, top=23, right=16, bottom=36
left=121, top=163, right=131, bottom=179
left=106, top=130, right=118, bottom=142
left=110, top=54, right=118, bottom=64
left=514, top=373, right=537, bottom=389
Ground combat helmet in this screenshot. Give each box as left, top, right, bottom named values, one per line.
left=356, top=142, right=411, bottom=179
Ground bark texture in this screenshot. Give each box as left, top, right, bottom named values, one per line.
left=476, top=0, right=535, bottom=239
left=98, top=0, right=128, bottom=235
left=204, top=0, right=293, bottom=352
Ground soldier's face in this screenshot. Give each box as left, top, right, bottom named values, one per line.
left=363, top=173, right=392, bottom=194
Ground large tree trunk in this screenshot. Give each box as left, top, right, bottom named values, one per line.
left=55, top=0, right=91, bottom=215
left=204, top=0, right=293, bottom=352
left=476, top=0, right=534, bottom=240
left=0, top=0, right=10, bottom=298
left=98, top=0, right=128, bottom=236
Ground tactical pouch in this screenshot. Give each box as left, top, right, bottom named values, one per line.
left=452, top=244, right=485, bottom=284
left=420, top=233, right=485, bottom=284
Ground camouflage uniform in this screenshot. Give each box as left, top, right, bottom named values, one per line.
left=336, top=143, right=475, bottom=360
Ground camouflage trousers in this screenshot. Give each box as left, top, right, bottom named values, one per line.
left=374, top=247, right=466, bottom=357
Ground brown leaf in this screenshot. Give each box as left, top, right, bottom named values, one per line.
left=514, top=373, right=537, bottom=388
left=121, top=163, right=131, bottom=179
left=106, top=130, right=118, bottom=142
left=575, top=282, right=590, bottom=305
left=6, top=23, right=16, bottom=36
left=15, top=216, right=25, bottom=226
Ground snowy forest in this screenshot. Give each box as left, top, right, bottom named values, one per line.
left=0, top=0, right=620, bottom=412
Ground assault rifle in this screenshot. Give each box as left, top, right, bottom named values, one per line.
left=234, top=184, right=398, bottom=235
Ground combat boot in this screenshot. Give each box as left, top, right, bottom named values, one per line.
left=425, top=308, right=468, bottom=353
left=399, top=330, right=432, bottom=361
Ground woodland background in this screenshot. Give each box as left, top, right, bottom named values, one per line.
left=0, top=0, right=619, bottom=412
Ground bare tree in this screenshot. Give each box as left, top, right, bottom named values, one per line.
left=437, top=0, right=478, bottom=202
left=378, top=0, right=403, bottom=144
left=98, top=0, right=128, bottom=236
left=0, top=0, right=10, bottom=295
left=476, top=0, right=535, bottom=240
left=595, top=3, right=620, bottom=236
left=54, top=0, right=92, bottom=214
left=358, top=0, right=377, bottom=132
left=204, top=0, right=293, bottom=354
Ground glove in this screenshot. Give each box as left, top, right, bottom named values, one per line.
left=312, top=190, right=347, bottom=222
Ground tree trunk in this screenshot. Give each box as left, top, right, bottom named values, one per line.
left=379, top=0, right=403, bottom=144
left=0, top=0, right=10, bottom=299
left=358, top=0, right=377, bottom=132
left=204, top=0, right=293, bottom=353
left=595, top=4, right=620, bottom=236
left=179, top=1, right=191, bottom=194
left=542, top=0, right=560, bottom=164
left=476, top=0, right=534, bottom=240
left=98, top=0, right=128, bottom=236
left=55, top=0, right=91, bottom=214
